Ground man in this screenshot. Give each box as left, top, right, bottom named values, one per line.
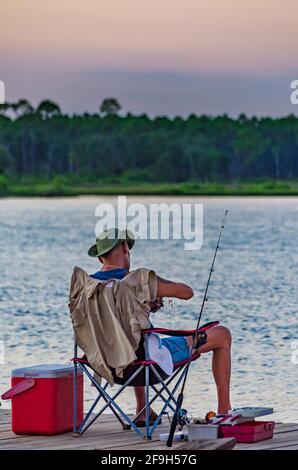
left=88, top=228, right=232, bottom=426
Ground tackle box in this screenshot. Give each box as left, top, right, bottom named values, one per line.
left=220, top=407, right=275, bottom=443
left=220, top=420, right=275, bottom=442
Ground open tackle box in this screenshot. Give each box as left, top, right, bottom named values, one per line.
left=219, top=406, right=275, bottom=442
left=186, top=407, right=275, bottom=443
left=218, top=407, right=275, bottom=443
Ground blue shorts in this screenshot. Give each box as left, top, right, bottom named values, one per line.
left=160, top=336, right=190, bottom=363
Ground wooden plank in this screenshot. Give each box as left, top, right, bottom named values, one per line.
left=275, top=444, right=298, bottom=450
left=268, top=424, right=298, bottom=434
left=1, top=410, right=297, bottom=451
left=0, top=411, right=157, bottom=441
left=2, top=434, right=298, bottom=451
left=274, top=422, right=297, bottom=428
left=0, top=427, right=155, bottom=449
left=239, top=439, right=298, bottom=451
left=0, top=417, right=178, bottom=451
left=0, top=418, right=174, bottom=450
left=176, top=438, right=236, bottom=450
left=0, top=411, right=115, bottom=429
left=0, top=422, right=127, bottom=441
left=0, top=418, right=136, bottom=442
left=0, top=426, right=129, bottom=445
left=236, top=431, right=298, bottom=450
left=0, top=431, right=180, bottom=451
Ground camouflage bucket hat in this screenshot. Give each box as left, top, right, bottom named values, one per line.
left=88, top=228, right=135, bottom=258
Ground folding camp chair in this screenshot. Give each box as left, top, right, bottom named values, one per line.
left=72, top=321, right=219, bottom=440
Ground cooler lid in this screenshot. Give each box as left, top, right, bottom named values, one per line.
left=232, top=407, right=274, bottom=418
left=12, top=364, right=81, bottom=378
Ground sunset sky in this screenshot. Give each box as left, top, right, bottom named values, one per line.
left=1, top=0, right=297, bottom=116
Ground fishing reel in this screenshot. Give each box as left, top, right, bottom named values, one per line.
left=167, top=407, right=190, bottom=430
left=177, top=408, right=190, bottom=430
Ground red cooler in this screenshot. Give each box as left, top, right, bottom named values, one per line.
left=1, top=364, right=83, bottom=435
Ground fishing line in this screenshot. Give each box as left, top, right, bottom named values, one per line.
left=167, top=298, right=173, bottom=329
left=166, top=209, right=229, bottom=447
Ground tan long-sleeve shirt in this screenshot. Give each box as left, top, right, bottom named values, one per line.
left=69, top=266, right=157, bottom=385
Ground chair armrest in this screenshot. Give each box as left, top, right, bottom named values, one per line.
left=142, top=321, right=219, bottom=337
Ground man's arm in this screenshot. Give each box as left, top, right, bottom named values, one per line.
left=156, top=275, right=194, bottom=300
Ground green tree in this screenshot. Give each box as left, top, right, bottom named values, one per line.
left=232, top=127, right=269, bottom=178
left=1, top=99, right=298, bottom=185
left=100, top=98, right=121, bottom=115
left=36, top=100, right=61, bottom=119
left=12, top=99, right=34, bottom=118
left=0, top=103, right=10, bottom=116
left=0, top=145, right=12, bottom=174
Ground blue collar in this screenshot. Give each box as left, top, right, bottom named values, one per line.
left=90, top=268, right=128, bottom=281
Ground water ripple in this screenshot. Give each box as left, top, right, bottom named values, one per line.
left=0, top=196, right=297, bottom=421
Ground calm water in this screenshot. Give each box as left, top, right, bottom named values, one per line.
left=0, top=196, right=297, bottom=422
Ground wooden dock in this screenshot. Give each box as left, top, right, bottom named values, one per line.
left=0, top=410, right=298, bottom=450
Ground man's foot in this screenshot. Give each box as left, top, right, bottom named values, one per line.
left=134, top=409, right=162, bottom=427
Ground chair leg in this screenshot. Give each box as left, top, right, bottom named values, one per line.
left=76, top=390, right=103, bottom=433
left=77, top=364, right=129, bottom=434
left=151, top=384, right=176, bottom=414
left=132, top=367, right=183, bottom=423
left=147, top=364, right=188, bottom=438
left=143, top=332, right=150, bottom=440
left=145, top=365, right=151, bottom=440
left=73, top=344, right=79, bottom=435
left=150, top=364, right=186, bottom=407
left=73, top=351, right=190, bottom=440
left=78, top=363, right=143, bottom=436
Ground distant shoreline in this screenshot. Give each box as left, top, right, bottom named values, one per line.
left=2, top=179, right=298, bottom=197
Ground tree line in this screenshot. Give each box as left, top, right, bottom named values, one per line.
left=0, top=98, right=298, bottom=183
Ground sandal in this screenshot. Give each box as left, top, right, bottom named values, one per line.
left=134, top=410, right=162, bottom=427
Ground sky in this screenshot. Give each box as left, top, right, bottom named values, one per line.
left=1, top=0, right=298, bottom=117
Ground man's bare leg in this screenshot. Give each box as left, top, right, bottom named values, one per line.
left=133, top=386, right=146, bottom=418
left=186, top=325, right=232, bottom=414
left=134, top=325, right=231, bottom=418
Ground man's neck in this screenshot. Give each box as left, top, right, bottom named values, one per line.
left=101, top=263, right=126, bottom=271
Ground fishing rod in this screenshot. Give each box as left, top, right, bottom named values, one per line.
left=166, top=209, right=228, bottom=447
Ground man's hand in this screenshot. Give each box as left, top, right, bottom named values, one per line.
left=149, top=297, right=164, bottom=313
